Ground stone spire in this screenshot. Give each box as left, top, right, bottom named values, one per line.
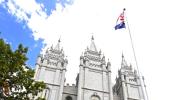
left=54, top=38, right=61, bottom=50
left=42, top=38, right=67, bottom=68
left=113, top=54, right=146, bottom=100
left=121, top=53, right=128, bottom=68
left=79, top=36, right=110, bottom=71
left=90, top=35, right=97, bottom=52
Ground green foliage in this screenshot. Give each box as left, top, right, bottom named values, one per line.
left=0, top=38, right=46, bottom=100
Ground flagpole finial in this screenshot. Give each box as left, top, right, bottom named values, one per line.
left=123, top=8, right=126, bottom=11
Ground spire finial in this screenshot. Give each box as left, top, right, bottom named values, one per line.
left=122, top=53, right=124, bottom=58
left=108, top=58, right=110, bottom=63
left=55, top=38, right=61, bottom=50
left=58, top=35, right=61, bottom=43
left=121, top=53, right=128, bottom=67
left=58, top=38, right=61, bottom=43
left=89, top=34, right=97, bottom=52
left=91, top=35, right=94, bottom=40
left=51, top=44, right=53, bottom=50
left=91, top=33, right=94, bottom=40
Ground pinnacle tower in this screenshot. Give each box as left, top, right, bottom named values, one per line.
left=34, top=39, right=68, bottom=100
left=113, top=55, right=145, bottom=100
left=77, top=36, right=113, bottom=100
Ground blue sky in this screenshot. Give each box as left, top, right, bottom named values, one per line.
left=0, top=5, right=43, bottom=67
left=0, top=0, right=73, bottom=67
left=36, top=0, right=73, bottom=15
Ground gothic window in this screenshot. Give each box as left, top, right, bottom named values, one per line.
left=66, top=96, right=72, bottom=100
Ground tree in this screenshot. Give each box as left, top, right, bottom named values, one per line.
left=0, top=38, right=46, bottom=100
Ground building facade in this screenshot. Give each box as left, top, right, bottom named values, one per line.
left=34, top=36, right=147, bottom=100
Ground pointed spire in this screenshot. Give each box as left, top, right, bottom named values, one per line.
left=107, top=59, right=111, bottom=70
left=50, top=45, right=53, bottom=50
left=55, top=38, right=61, bottom=50
left=58, top=38, right=61, bottom=42
left=90, top=35, right=97, bottom=52
left=46, top=48, right=49, bottom=53
left=121, top=53, right=128, bottom=67
left=91, top=35, right=94, bottom=40
left=102, top=54, right=105, bottom=63
left=122, top=53, right=124, bottom=58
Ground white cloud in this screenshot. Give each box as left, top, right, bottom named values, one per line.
left=4, top=0, right=46, bottom=22
left=0, top=0, right=4, bottom=3
left=1, top=0, right=170, bottom=100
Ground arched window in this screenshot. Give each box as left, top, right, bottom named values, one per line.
left=91, top=96, right=100, bottom=100
left=66, top=96, right=72, bottom=100
left=91, top=92, right=100, bottom=100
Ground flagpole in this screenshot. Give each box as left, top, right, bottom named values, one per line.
left=124, top=8, right=149, bottom=100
